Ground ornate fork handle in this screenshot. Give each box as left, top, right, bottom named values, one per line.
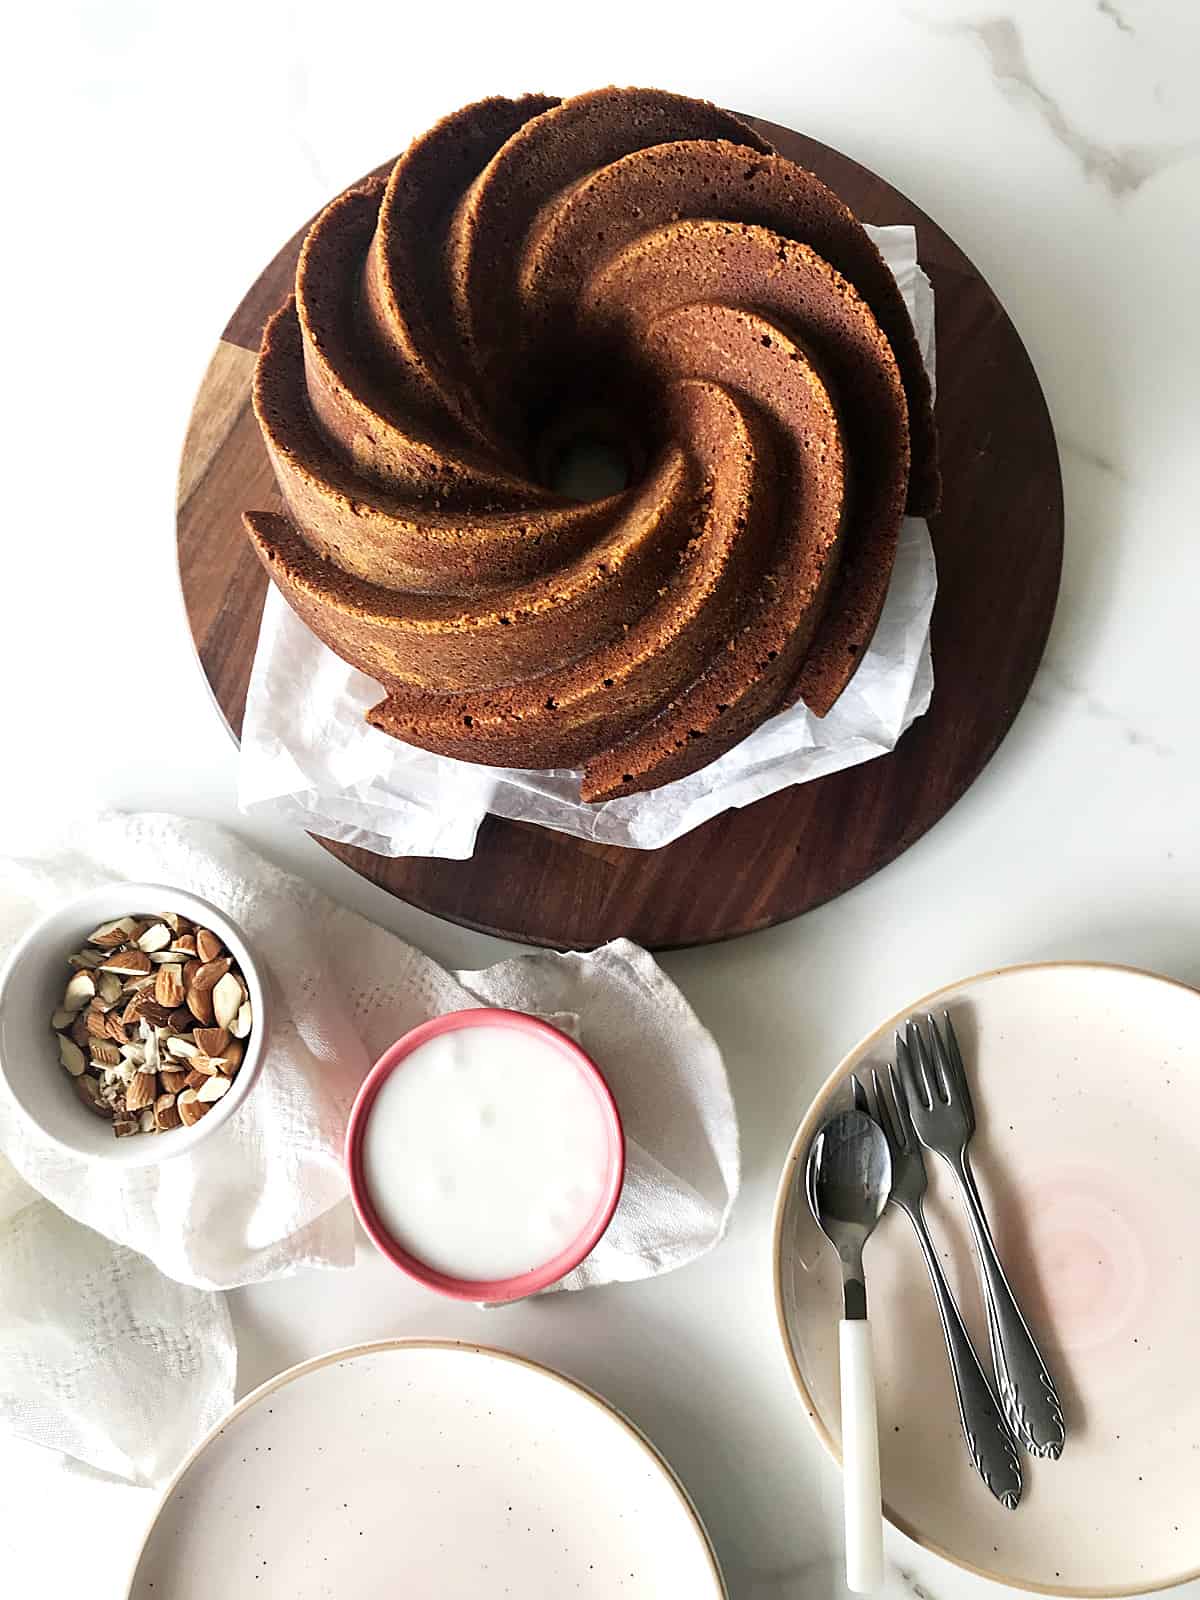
left=901, top=1199, right=1022, bottom=1506
left=954, top=1152, right=1065, bottom=1459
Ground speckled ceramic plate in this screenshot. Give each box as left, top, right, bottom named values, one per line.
left=126, top=1340, right=725, bottom=1598
left=773, top=963, right=1200, bottom=1596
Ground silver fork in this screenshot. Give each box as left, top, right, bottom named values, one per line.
left=896, top=1015, right=1066, bottom=1459
left=852, top=1071, right=1022, bottom=1508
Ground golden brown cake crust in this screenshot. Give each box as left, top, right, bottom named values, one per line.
left=243, top=87, right=937, bottom=799
left=581, top=221, right=910, bottom=716
left=520, top=137, right=936, bottom=516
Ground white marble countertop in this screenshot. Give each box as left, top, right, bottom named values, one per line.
left=3, top=0, right=1198, bottom=1594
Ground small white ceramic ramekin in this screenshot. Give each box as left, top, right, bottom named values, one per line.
left=0, top=882, right=268, bottom=1167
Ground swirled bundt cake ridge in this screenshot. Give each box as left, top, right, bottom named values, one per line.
left=243, top=86, right=938, bottom=801
left=515, top=133, right=938, bottom=516
left=363, top=93, right=561, bottom=453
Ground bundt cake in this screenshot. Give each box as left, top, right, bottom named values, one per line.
left=244, top=87, right=938, bottom=802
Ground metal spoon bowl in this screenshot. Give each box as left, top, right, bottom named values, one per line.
left=806, top=1109, right=892, bottom=1315
left=805, top=1108, right=892, bottom=1594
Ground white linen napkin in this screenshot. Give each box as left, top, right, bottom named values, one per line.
left=0, top=812, right=738, bottom=1478
left=0, top=1153, right=236, bottom=1485
left=237, top=224, right=937, bottom=858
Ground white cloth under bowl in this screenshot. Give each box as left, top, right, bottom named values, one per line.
left=238, top=225, right=937, bottom=858
left=0, top=812, right=738, bottom=1483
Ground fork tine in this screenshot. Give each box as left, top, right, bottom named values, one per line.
left=894, top=1027, right=918, bottom=1110
left=902, top=1019, right=936, bottom=1109
left=887, top=1061, right=918, bottom=1146
left=925, top=1013, right=956, bottom=1103
left=941, top=1010, right=969, bottom=1089
left=850, top=1072, right=871, bottom=1117
left=870, top=1066, right=905, bottom=1150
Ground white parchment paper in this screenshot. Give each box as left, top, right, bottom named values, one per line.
left=238, top=225, right=937, bottom=858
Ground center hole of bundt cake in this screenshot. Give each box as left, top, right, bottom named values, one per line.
left=534, top=399, right=637, bottom=502
left=546, top=434, right=630, bottom=500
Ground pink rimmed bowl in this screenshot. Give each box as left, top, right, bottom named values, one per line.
left=345, top=1008, right=624, bottom=1303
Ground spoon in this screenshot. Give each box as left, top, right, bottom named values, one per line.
left=806, top=1109, right=893, bottom=1594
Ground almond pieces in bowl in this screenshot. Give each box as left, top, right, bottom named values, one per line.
left=51, top=913, right=254, bottom=1138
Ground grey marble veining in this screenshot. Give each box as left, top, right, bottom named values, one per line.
left=1058, top=433, right=1126, bottom=481
left=931, top=14, right=1197, bottom=197
left=739, top=1552, right=841, bottom=1597
left=738, top=1553, right=946, bottom=1599
left=895, top=1568, right=941, bottom=1600
left=1029, top=657, right=1176, bottom=761
left=1097, top=0, right=1135, bottom=36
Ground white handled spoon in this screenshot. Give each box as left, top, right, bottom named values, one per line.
left=806, top=1108, right=892, bottom=1594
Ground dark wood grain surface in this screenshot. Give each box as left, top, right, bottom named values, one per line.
left=176, top=114, right=1063, bottom=950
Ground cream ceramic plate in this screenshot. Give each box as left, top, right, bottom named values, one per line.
left=774, top=963, right=1200, bottom=1597
left=126, top=1340, right=725, bottom=1598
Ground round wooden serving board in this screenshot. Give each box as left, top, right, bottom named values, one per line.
left=177, top=114, right=1062, bottom=950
